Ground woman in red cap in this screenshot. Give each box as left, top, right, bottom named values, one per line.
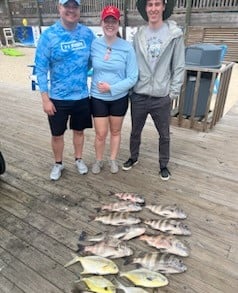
left=90, top=6, right=138, bottom=175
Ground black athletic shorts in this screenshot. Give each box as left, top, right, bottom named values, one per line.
left=91, top=95, right=128, bottom=117
left=48, top=98, right=92, bottom=136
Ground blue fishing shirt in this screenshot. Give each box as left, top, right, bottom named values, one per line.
left=35, top=20, right=95, bottom=100
left=90, top=37, right=138, bottom=101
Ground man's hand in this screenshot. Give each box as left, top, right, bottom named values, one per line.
left=41, top=92, right=56, bottom=116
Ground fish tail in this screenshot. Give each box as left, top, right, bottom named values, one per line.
left=88, top=215, right=96, bottom=222
left=64, top=255, right=80, bottom=268
left=95, top=207, right=101, bottom=213
left=76, top=244, right=85, bottom=253
left=123, top=255, right=134, bottom=265
left=78, top=230, right=87, bottom=241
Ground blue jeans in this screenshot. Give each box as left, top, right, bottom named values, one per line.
left=129, top=93, right=171, bottom=169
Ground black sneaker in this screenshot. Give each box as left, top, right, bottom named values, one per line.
left=160, top=167, right=171, bottom=181
left=122, top=158, right=138, bottom=171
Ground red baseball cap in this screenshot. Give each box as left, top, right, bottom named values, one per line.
left=101, top=6, right=121, bottom=21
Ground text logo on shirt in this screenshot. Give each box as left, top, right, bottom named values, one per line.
left=61, top=40, right=86, bottom=52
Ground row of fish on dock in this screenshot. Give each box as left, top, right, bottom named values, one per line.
left=64, top=192, right=192, bottom=293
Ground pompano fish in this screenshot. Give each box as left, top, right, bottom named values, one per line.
left=128, top=252, right=187, bottom=274
left=80, top=276, right=116, bottom=293
left=96, top=201, right=143, bottom=213
left=144, top=219, right=191, bottom=235
left=94, top=212, right=141, bottom=226
left=139, top=234, right=189, bottom=257
left=64, top=255, right=118, bottom=275
left=145, top=204, right=187, bottom=219
left=115, top=279, right=149, bottom=293
left=109, top=192, right=145, bottom=205
left=120, top=268, right=168, bottom=288
left=79, top=225, right=146, bottom=242
left=77, top=240, right=133, bottom=259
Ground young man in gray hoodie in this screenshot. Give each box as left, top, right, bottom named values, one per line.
left=123, top=0, right=185, bottom=180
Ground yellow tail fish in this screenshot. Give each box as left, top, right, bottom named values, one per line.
left=120, top=268, right=168, bottom=288
left=64, top=255, right=118, bottom=275
left=80, top=276, right=116, bottom=293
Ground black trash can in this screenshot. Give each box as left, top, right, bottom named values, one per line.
left=183, top=70, right=214, bottom=117
left=183, top=43, right=222, bottom=117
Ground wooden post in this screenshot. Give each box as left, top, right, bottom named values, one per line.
left=122, top=0, right=128, bottom=40
left=184, top=0, right=192, bottom=45
left=36, top=0, right=44, bottom=30
left=4, top=0, right=13, bottom=27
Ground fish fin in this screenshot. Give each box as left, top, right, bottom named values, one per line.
left=78, top=230, right=87, bottom=241
left=108, top=191, right=114, bottom=196
left=64, top=254, right=80, bottom=268
left=95, top=207, right=101, bottom=213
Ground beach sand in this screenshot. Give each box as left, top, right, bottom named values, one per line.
left=0, top=46, right=237, bottom=115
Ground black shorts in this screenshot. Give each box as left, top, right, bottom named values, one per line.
left=48, top=98, right=92, bottom=136
left=91, top=95, right=128, bottom=117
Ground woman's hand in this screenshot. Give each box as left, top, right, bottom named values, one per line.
left=97, top=81, right=110, bottom=93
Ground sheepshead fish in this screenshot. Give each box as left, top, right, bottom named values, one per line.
left=94, top=212, right=141, bottom=226
left=115, top=279, right=149, bottom=293
left=145, top=204, right=187, bottom=219
left=144, top=219, right=191, bottom=235
left=128, top=252, right=187, bottom=274
left=64, top=255, right=118, bottom=275
left=120, top=268, right=168, bottom=288
left=109, top=192, right=145, bottom=205
left=139, top=234, right=189, bottom=257
left=77, top=239, right=133, bottom=259
left=80, top=276, right=116, bottom=293
left=79, top=225, right=146, bottom=242
left=96, top=201, right=143, bottom=213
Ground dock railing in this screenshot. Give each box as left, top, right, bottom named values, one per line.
left=4, top=0, right=238, bottom=19
left=171, top=61, right=235, bottom=131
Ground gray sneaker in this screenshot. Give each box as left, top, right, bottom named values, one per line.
left=92, top=160, right=103, bottom=174
left=75, top=159, right=88, bottom=175
left=110, top=160, right=119, bottom=174
left=50, top=163, right=64, bottom=181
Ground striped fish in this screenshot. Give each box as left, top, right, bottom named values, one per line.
left=145, top=204, right=187, bottom=219
left=129, top=252, right=187, bottom=274
left=139, top=234, right=189, bottom=257
left=144, top=219, right=191, bottom=235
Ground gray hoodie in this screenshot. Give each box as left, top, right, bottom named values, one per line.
left=133, top=20, right=185, bottom=99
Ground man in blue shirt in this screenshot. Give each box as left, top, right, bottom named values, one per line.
left=35, top=0, right=95, bottom=180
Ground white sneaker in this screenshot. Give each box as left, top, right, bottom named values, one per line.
left=92, top=160, right=103, bottom=174
left=50, top=163, right=64, bottom=180
left=75, top=159, right=88, bottom=174
left=110, top=160, right=119, bottom=174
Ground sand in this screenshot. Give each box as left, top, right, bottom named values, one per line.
left=0, top=46, right=237, bottom=115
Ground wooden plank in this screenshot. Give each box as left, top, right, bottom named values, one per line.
left=1, top=51, right=238, bottom=292
left=0, top=257, right=25, bottom=293
left=0, top=242, right=64, bottom=293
